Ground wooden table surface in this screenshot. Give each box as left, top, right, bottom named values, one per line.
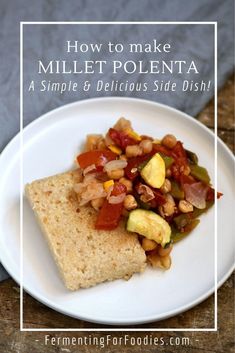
left=0, top=75, right=234, bottom=352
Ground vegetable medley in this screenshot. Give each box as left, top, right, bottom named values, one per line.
left=74, top=118, right=222, bottom=270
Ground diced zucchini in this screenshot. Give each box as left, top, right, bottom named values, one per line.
left=140, top=153, right=165, bottom=188
left=127, top=209, right=171, bottom=247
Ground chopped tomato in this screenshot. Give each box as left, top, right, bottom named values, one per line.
left=152, top=144, right=172, bottom=156
left=170, top=141, right=189, bottom=181
left=179, top=174, right=196, bottom=187
left=95, top=182, right=126, bottom=230
left=170, top=162, right=184, bottom=182
left=171, top=141, right=187, bottom=160
left=77, top=150, right=116, bottom=170
left=152, top=190, right=166, bottom=206
left=111, top=182, right=127, bottom=196
left=125, top=158, right=140, bottom=180
left=108, top=128, right=137, bottom=150
left=95, top=200, right=123, bottom=230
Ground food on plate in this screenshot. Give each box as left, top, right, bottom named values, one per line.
left=25, top=117, right=222, bottom=290
left=140, top=153, right=165, bottom=188
left=74, top=117, right=222, bottom=271
left=25, top=171, right=146, bottom=290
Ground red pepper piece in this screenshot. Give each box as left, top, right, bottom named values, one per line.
left=95, top=201, right=123, bottom=230
left=95, top=182, right=127, bottom=230
left=77, top=150, right=116, bottom=170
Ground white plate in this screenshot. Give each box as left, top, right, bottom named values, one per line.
left=0, top=97, right=234, bottom=326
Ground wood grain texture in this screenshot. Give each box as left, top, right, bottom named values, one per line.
left=0, top=75, right=234, bottom=352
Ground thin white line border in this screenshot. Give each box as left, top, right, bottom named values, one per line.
left=20, top=21, right=217, bottom=332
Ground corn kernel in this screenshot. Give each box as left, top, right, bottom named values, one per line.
left=124, top=128, right=141, bottom=141
left=103, top=180, right=114, bottom=192
left=108, top=144, right=122, bottom=155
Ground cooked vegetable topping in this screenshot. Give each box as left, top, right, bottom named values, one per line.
left=186, top=149, right=199, bottom=164
left=124, top=128, right=142, bottom=142
left=190, top=164, right=210, bottom=184
left=74, top=117, right=222, bottom=271
left=171, top=180, right=185, bottom=200
left=140, top=153, right=165, bottom=188
left=77, top=150, right=116, bottom=170
left=127, top=209, right=171, bottom=247
left=103, top=180, right=114, bottom=192
left=95, top=182, right=127, bottom=230
left=108, top=128, right=137, bottom=150
left=160, top=155, right=174, bottom=169
left=183, top=182, right=208, bottom=209
left=95, top=200, right=123, bottom=230
left=108, top=144, right=122, bottom=155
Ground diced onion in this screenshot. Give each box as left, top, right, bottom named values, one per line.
left=83, top=164, right=96, bottom=175
left=83, top=173, right=96, bottom=184
left=104, top=159, right=127, bottom=172
left=108, top=193, right=126, bottom=204
left=184, top=182, right=208, bottom=209
left=79, top=183, right=107, bottom=206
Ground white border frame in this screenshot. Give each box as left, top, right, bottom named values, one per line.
left=20, top=21, right=217, bottom=332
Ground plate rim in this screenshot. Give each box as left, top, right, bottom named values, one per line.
left=0, top=96, right=234, bottom=326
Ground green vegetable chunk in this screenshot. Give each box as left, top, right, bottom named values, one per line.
left=186, top=149, right=198, bottom=164
left=173, top=201, right=213, bottom=231
left=171, top=219, right=200, bottom=243
left=171, top=181, right=185, bottom=200
left=172, top=200, right=214, bottom=243
left=190, top=164, right=210, bottom=184
left=160, top=154, right=174, bottom=169
left=127, top=209, right=171, bottom=247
